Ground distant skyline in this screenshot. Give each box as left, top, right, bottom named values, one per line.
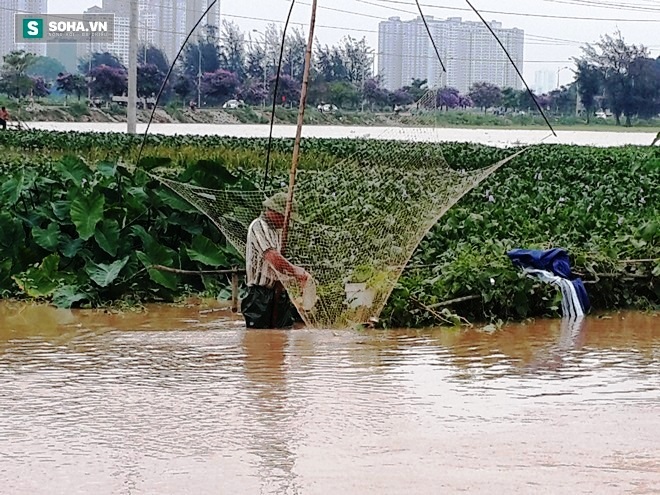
left=45, top=0, right=660, bottom=87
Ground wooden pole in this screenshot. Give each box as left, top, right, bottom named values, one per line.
left=231, top=269, right=239, bottom=313
left=281, top=0, right=318, bottom=254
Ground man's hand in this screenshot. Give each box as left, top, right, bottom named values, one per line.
left=293, top=266, right=309, bottom=286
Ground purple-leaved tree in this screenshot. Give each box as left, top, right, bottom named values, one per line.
left=201, top=69, right=240, bottom=104
left=89, top=64, right=128, bottom=99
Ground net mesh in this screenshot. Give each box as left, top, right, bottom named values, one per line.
left=149, top=95, right=521, bottom=328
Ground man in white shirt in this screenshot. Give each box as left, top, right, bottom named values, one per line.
left=242, top=192, right=309, bottom=328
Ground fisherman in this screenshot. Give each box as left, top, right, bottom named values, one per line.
left=242, top=192, right=309, bottom=329
left=0, top=107, right=9, bottom=130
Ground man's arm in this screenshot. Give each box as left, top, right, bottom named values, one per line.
left=264, top=249, right=308, bottom=284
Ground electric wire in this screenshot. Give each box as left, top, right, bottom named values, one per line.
left=137, top=0, right=220, bottom=163
left=263, top=0, right=296, bottom=190
left=355, top=0, right=660, bottom=22
left=464, top=0, right=556, bottom=136
left=414, top=0, right=446, bottom=72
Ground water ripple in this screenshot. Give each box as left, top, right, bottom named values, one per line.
left=0, top=306, right=658, bottom=494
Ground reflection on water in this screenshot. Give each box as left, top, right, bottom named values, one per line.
left=0, top=302, right=658, bottom=494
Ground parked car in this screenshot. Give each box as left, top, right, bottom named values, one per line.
left=317, top=103, right=338, bottom=113
left=222, top=99, right=244, bottom=109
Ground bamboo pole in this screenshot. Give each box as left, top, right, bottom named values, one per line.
left=231, top=269, right=239, bottom=313
left=281, top=0, right=318, bottom=255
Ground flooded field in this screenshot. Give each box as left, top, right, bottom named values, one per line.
left=0, top=302, right=658, bottom=494
left=27, top=122, right=660, bottom=147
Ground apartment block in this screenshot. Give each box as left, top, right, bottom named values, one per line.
left=378, top=16, right=524, bottom=93
left=78, top=0, right=220, bottom=68
left=0, top=0, right=48, bottom=59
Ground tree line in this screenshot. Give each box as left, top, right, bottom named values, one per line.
left=1, top=25, right=658, bottom=124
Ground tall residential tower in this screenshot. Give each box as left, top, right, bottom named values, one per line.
left=378, top=16, right=524, bottom=93
left=0, top=0, right=48, bottom=58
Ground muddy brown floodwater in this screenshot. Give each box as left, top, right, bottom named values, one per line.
left=0, top=301, right=658, bottom=495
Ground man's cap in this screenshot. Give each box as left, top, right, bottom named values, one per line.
left=263, top=192, right=300, bottom=220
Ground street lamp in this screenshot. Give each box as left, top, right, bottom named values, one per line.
left=557, top=65, right=570, bottom=89
left=197, top=44, right=202, bottom=108
left=139, top=20, right=149, bottom=63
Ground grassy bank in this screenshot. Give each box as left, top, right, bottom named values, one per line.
left=3, top=95, right=659, bottom=130
left=0, top=131, right=657, bottom=325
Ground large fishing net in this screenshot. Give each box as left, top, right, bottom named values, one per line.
left=149, top=103, right=522, bottom=328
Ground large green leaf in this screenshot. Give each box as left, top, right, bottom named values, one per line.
left=136, top=251, right=179, bottom=290
left=95, top=219, right=120, bottom=256
left=32, top=223, right=61, bottom=251
left=70, top=192, right=105, bottom=240
left=96, top=161, right=118, bottom=178
left=124, top=186, right=149, bottom=215
left=137, top=156, right=172, bottom=171
left=51, top=201, right=71, bottom=221
left=59, top=235, right=85, bottom=258
left=187, top=235, right=228, bottom=266
left=0, top=212, right=25, bottom=251
left=85, top=256, right=129, bottom=287
left=54, top=156, right=91, bottom=187
left=0, top=258, right=13, bottom=289
left=52, top=285, right=89, bottom=308
left=180, top=159, right=240, bottom=189
left=129, top=224, right=151, bottom=244
left=136, top=239, right=179, bottom=290
left=12, top=254, right=62, bottom=297
left=1, top=169, right=29, bottom=207
left=156, top=188, right=197, bottom=213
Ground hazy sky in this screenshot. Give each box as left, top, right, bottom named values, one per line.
left=48, top=0, right=660, bottom=85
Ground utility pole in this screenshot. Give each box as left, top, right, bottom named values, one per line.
left=127, top=0, right=138, bottom=134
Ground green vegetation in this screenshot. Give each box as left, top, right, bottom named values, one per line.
left=0, top=130, right=657, bottom=324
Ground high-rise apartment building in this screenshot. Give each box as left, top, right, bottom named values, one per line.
left=78, top=5, right=129, bottom=66
left=185, top=0, right=221, bottom=35
left=147, top=0, right=186, bottom=64
left=78, top=0, right=220, bottom=68
left=378, top=16, right=524, bottom=93
left=0, top=0, right=48, bottom=58
left=533, top=69, right=556, bottom=94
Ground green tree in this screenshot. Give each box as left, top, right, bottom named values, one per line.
left=56, top=73, right=87, bottom=102
left=328, top=81, right=360, bottom=109
left=548, top=84, right=577, bottom=115
left=315, top=43, right=349, bottom=82
left=403, top=78, right=428, bottom=102
left=1, top=50, right=37, bottom=98
left=220, top=20, right=246, bottom=80
left=500, top=87, right=518, bottom=112
left=283, top=28, right=307, bottom=81
left=137, top=63, right=165, bottom=98
left=574, top=60, right=602, bottom=123
left=78, top=52, right=123, bottom=75
left=139, top=45, right=170, bottom=75
left=181, top=26, right=221, bottom=80
left=628, top=57, right=660, bottom=119
left=26, top=56, right=66, bottom=82
left=467, top=82, right=502, bottom=112
left=339, top=36, right=373, bottom=84
left=580, top=32, right=649, bottom=126
left=245, top=36, right=267, bottom=82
